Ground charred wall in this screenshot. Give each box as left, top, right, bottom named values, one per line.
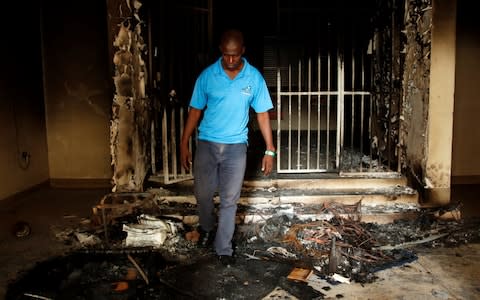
left=107, top=0, right=151, bottom=192
left=399, top=0, right=432, bottom=187
left=370, top=0, right=404, bottom=171
left=370, top=0, right=434, bottom=189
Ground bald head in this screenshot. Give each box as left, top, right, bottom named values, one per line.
left=220, top=29, right=244, bottom=48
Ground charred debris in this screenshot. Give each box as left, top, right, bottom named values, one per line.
left=5, top=190, right=480, bottom=299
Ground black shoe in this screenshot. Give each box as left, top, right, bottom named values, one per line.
left=198, top=228, right=214, bottom=248
left=217, top=255, right=235, bottom=266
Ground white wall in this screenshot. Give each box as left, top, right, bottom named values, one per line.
left=452, top=0, right=480, bottom=179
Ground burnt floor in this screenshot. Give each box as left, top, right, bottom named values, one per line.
left=0, top=184, right=480, bottom=299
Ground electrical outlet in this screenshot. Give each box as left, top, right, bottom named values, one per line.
left=18, top=151, right=30, bottom=170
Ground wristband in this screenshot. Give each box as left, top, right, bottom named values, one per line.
left=264, top=150, right=276, bottom=157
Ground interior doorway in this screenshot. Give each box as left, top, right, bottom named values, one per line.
left=147, top=0, right=390, bottom=183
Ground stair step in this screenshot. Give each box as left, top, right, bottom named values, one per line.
left=157, top=204, right=420, bottom=226
left=149, top=185, right=418, bottom=206
left=145, top=175, right=419, bottom=224
left=243, top=176, right=408, bottom=190
left=148, top=189, right=419, bottom=225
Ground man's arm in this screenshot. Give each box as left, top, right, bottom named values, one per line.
left=180, top=107, right=202, bottom=172
left=256, top=111, right=275, bottom=175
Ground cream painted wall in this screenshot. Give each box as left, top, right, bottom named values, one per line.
left=425, top=0, right=456, bottom=195
left=0, top=1, right=112, bottom=201
left=42, top=1, right=112, bottom=181
left=0, top=3, right=49, bottom=200
left=452, top=0, right=480, bottom=177
left=0, top=98, right=49, bottom=200
left=45, top=99, right=111, bottom=179
left=421, top=0, right=457, bottom=205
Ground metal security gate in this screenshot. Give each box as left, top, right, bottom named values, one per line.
left=274, top=48, right=374, bottom=174
left=151, top=99, right=194, bottom=184
left=148, top=0, right=211, bottom=185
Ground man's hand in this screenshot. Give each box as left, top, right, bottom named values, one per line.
left=261, top=154, right=274, bottom=176
left=180, top=144, right=192, bottom=172
left=256, top=111, right=275, bottom=176
left=180, top=108, right=202, bottom=172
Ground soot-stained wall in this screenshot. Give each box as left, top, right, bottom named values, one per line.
left=42, top=0, right=113, bottom=182
left=107, top=0, right=151, bottom=192
left=400, top=0, right=433, bottom=186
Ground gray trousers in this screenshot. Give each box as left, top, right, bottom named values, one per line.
left=193, top=140, right=247, bottom=256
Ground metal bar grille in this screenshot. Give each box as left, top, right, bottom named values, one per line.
left=159, top=105, right=193, bottom=184
left=276, top=51, right=340, bottom=173
left=337, top=49, right=344, bottom=170
left=149, top=1, right=210, bottom=185
left=340, top=48, right=376, bottom=173
left=276, top=48, right=374, bottom=174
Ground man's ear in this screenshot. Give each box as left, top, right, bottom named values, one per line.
left=241, top=46, right=245, bottom=55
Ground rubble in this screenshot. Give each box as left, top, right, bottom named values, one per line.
left=5, top=192, right=480, bottom=299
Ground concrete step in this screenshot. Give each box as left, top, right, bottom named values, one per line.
left=147, top=175, right=420, bottom=224
left=243, top=174, right=409, bottom=190
left=149, top=175, right=418, bottom=204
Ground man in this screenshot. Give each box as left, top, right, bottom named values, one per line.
left=180, top=29, right=276, bottom=266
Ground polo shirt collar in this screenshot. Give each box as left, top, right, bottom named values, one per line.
left=215, top=57, right=248, bottom=79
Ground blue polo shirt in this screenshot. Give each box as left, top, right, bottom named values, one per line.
left=189, top=57, right=273, bottom=144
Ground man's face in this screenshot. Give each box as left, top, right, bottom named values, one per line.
left=220, top=40, right=245, bottom=72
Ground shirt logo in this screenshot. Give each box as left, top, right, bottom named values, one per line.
left=241, top=85, right=252, bottom=96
